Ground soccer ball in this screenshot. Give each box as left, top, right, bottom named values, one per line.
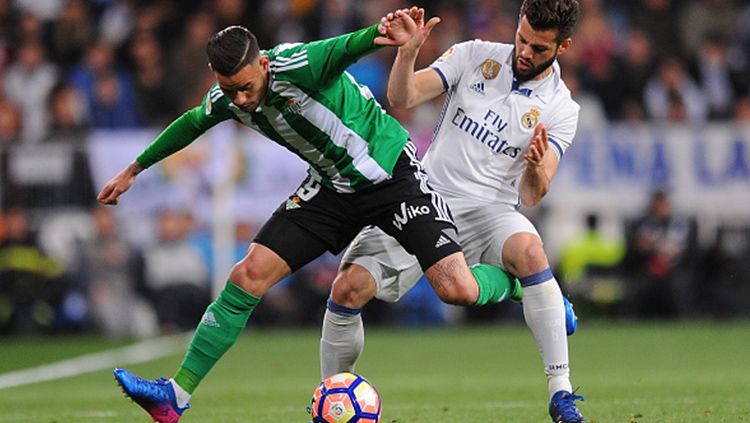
left=308, top=372, right=381, bottom=423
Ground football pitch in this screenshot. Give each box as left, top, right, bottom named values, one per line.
left=1, top=321, right=749, bottom=422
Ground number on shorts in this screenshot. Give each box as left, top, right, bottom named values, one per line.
left=296, top=178, right=321, bottom=201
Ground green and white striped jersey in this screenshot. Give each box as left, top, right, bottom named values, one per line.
left=137, top=25, right=408, bottom=193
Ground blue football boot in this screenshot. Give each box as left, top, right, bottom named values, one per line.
left=563, top=296, right=577, bottom=336
left=549, top=390, right=585, bottom=423
left=114, top=368, right=189, bottom=423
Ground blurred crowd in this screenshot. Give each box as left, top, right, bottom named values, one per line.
left=1, top=0, right=750, bottom=336
left=1, top=0, right=750, bottom=145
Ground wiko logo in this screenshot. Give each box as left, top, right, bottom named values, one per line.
left=469, top=81, right=485, bottom=95
left=392, top=202, right=431, bottom=230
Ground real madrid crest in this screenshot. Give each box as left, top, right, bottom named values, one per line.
left=481, top=59, right=501, bottom=80
left=521, top=107, right=540, bottom=129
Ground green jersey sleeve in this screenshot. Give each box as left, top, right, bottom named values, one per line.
left=271, top=24, right=382, bottom=89
left=136, top=84, right=235, bottom=169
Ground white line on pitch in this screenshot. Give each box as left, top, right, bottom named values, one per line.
left=0, top=333, right=189, bottom=390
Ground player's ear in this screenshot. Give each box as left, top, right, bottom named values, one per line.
left=259, top=55, right=269, bottom=70
left=557, top=38, right=572, bottom=56
left=208, top=63, right=214, bottom=72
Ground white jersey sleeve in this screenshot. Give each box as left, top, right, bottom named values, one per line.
left=430, top=41, right=476, bottom=90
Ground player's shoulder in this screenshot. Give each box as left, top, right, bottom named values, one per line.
left=550, top=65, right=580, bottom=114
left=202, top=83, right=232, bottom=116
left=451, top=39, right=513, bottom=60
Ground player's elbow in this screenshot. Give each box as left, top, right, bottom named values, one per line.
left=387, top=91, right=409, bottom=109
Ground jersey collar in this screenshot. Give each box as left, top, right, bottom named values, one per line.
left=503, top=47, right=558, bottom=104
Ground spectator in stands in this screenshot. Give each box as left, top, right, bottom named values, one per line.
left=48, top=83, right=88, bottom=137
left=76, top=206, right=156, bottom=337
left=628, top=0, right=683, bottom=59
left=142, top=208, right=210, bottom=332
left=0, top=84, right=21, bottom=144
left=690, top=34, right=741, bottom=119
left=608, top=29, right=655, bottom=120
left=3, top=39, right=59, bottom=142
left=128, top=32, right=177, bottom=126
left=167, top=11, right=216, bottom=110
left=558, top=213, right=626, bottom=315
left=0, top=207, right=64, bottom=333
left=69, top=41, right=140, bottom=128
left=624, top=190, right=698, bottom=318
left=49, top=0, right=93, bottom=68
left=644, top=57, right=707, bottom=123
left=680, top=0, right=740, bottom=58
left=735, top=96, right=750, bottom=123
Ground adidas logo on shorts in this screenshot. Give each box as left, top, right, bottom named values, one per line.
left=435, top=235, right=452, bottom=248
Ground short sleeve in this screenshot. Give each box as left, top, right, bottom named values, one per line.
left=429, top=41, right=475, bottom=91
left=546, top=100, right=580, bottom=159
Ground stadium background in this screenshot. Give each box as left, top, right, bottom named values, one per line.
left=0, top=0, right=749, bottom=421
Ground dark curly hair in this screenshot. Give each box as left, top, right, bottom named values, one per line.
left=520, top=0, right=580, bottom=43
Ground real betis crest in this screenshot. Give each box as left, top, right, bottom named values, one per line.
left=285, top=196, right=301, bottom=210
left=481, top=59, right=501, bottom=80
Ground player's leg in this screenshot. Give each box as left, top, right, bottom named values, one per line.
left=321, top=226, right=423, bottom=378
left=115, top=217, right=330, bottom=422
left=321, top=263, right=374, bottom=378
left=371, top=143, right=518, bottom=307
left=113, top=245, right=295, bottom=422
left=502, top=231, right=584, bottom=423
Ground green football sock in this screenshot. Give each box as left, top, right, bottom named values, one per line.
left=174, top=281, right=261, bottom=394
left=471, top=264, right=522, bottom=306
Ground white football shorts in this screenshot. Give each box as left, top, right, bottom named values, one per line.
left=341, top=198, right=540, bottom=302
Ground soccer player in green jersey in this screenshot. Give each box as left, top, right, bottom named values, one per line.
left=98, top=11, right=521, bottom=422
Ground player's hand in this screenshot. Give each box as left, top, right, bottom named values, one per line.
left=523, top=123, right=548, bottom=169
left=375, top=7, right=440, bottom=49
left=97, top=162, right=142, bottom=205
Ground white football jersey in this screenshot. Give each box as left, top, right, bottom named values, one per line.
left=423, top=40, right=580, bottom=206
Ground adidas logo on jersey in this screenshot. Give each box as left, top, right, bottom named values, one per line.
left=200, top=311, right=220, bottom=327
left=469, top=81, right=485, bottom=95
left=435, top=235, right=452, bottom=248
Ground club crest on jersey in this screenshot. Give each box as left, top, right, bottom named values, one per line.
left=205, top=96, right=213, bottom=115
left=440, top=47, right=455, bottom=58
left=481, top=59, right=501, bottom=80
left=282, top=97, right=302, bottom=115
left=521, top=107, right=540, bottom=129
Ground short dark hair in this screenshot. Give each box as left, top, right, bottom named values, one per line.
left=520, top=0, right=580, bottom=43
left=206, top=26, right=260, bottom=76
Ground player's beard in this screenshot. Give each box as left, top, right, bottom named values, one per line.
left=512, top=50, right=557, bottom=83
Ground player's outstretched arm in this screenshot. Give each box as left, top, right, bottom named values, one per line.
left=520, top=123, right=560, bottom=207
left=97, top=161, right=143, bottom=206
left=385, top=7, right=444, bottom=109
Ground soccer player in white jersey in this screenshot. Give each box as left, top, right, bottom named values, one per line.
left=320, top=1, right=585, bottom=422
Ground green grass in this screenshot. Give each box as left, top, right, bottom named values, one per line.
left=1, top=321, right=749, bottom=422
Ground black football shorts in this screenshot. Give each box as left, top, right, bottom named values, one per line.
left=254, top=142, right=461, bottom=272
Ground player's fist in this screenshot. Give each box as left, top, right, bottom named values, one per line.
left=97, top=161, right=142, bottom=205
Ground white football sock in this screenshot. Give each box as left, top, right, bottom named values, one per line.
left=169, top=378, right=191, bottom=408
left=320, top=308, right=364, bottom=379
left=522, top=279, right=573, bottom=397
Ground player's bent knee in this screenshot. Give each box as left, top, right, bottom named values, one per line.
left=434, top=288, right=475, bottom=306
left=504, top=233, right=549, bottom=275
left=330, top=264, right=377, bottom=309
left=228, top=262, right=274, bottom=297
